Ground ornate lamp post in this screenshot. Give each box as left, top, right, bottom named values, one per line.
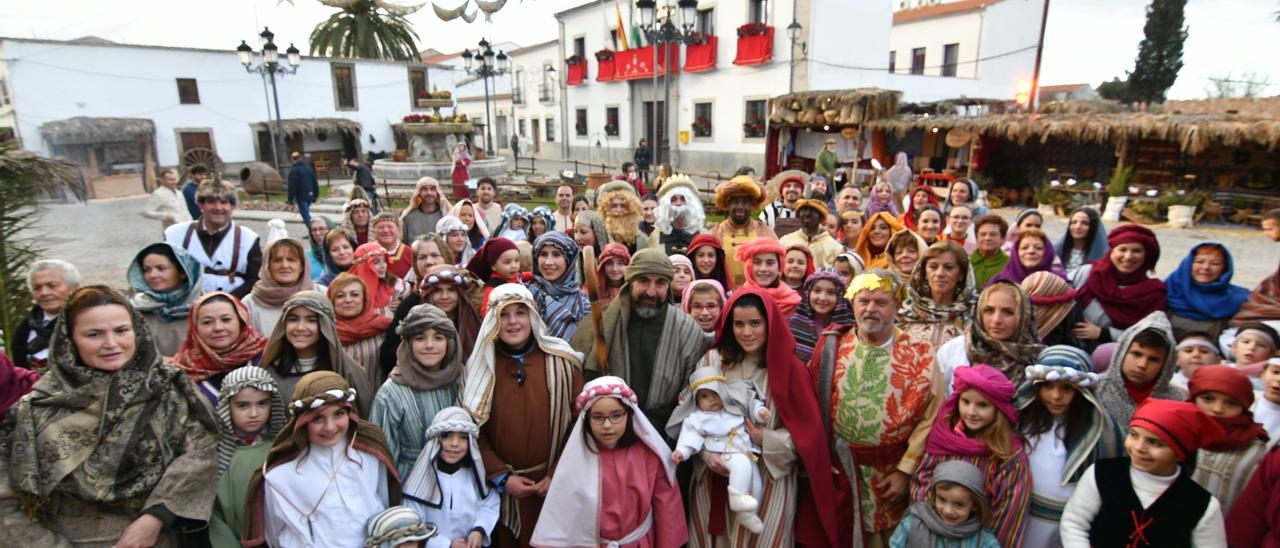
left=461, top=38, right=510, bottom=157
left=635, top=0, right=698, bottom=168
left=237, top=27, right=300, bottom=173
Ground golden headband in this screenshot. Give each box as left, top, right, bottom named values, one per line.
left=846, top=272, right=903, bottom=301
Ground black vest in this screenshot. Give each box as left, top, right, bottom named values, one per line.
left=1087, top=458, right=1210, bottom=548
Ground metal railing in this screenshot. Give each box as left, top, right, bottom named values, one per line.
left=538, top=84, right=555, bottom=104
left=512, top=87, right=525, bottom=105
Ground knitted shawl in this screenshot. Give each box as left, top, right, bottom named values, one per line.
left=788, top=271, right=854, bottom=365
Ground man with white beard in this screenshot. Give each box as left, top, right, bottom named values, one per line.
left=649, top=174, right=706, bottom=255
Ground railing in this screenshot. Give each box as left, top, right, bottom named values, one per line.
left=538, top=83, right=555, bottom=104
left=512, top=88, right=525, bottom=105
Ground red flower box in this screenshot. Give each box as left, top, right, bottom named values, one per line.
left=684, top=35, right=717, bottom=73
left=733, top=26, right=774, bottom=66
left=566, top=55, right=587, bottom=86
left=596, top=50, right=616, bottom=82
left=613, top=45, right=680, bottom=81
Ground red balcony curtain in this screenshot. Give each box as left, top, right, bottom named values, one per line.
left=613, top=45, right=681, bottom=81
left=567, top=59, right=587, bottom=86
left=684, top=35, right=717, bottom=73
left=733, top=26, right=774, bottom=66
left=597, top=56, right=616, bottom=82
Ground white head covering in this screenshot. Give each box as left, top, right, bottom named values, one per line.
left=530, top=376, right=676, bottom=546
left=654, top=177, right=705, bottom=235
left=457, top=283, right=583, bottom=426
left=401, top=406, right=488, bottom=509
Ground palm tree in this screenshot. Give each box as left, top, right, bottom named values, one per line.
left=0, top=144, right=84, bottom=354
left=309, top=0, right=424, bottom=61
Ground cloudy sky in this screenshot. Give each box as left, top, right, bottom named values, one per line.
left=1, top=0, right=1275, bottom=100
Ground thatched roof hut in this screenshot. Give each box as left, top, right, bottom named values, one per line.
left=256, top=118, right=363, bottom=137
left=768, top=88, right=902, bottom=127
left=40, top=117, right=155, bottom=146
left=867, top=96, right=1280, bottom=155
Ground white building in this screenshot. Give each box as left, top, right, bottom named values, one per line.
left=0, top=36, right=461, bottom=182
left=554, top=0, right=1045, bottom=174
left=422, top=41, right=521, bottom=157
left=508, top=40, right=563, bottom=159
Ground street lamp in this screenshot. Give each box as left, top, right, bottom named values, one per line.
left=786, top=20, right=806, bottom=93
left=462, top=37, right=509, bottom=157
left=236, top=27, right=300, bottom=174
left=634, top=0, right=699, bottom=168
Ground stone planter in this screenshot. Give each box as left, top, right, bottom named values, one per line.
left=1103, top=196, right=1128, bottom=221
left=1167, top=204, right=1196, bottom=228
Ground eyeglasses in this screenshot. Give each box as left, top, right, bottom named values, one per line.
left=588, top=411, right=627, bottom=425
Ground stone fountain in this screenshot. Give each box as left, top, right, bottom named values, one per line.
left=373, top=92, right=508, bottom=185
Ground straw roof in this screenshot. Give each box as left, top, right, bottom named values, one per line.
left=40, top=117, right=154, bottom=145
left=868, top=96, right=1280, bottom=155
left=769, top=88, right=902, bottom=126
left=257, top=118, right=363, bottom=136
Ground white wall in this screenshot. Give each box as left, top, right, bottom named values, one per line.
left=3, top=38, right=456, bottom=166
left=509, top=40, right=562, bottom=156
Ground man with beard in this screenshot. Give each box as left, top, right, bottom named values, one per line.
left=780, top=198, right=843, bottom=268
left=710, top=175, right=776, bottom=287
left=649, top=174, right=705, bottom=255
left=759, top=169, right=806, bottom=231
left=809, top=270, right=942, bottom=546
left=552, top=185, right=575, bottom=233
left=570, top=248, right=704, bottom=432
left=399, top=177, right=450, bottom=243
left=595, top=181, right=650, bottom=253
left=474, top=177, right=504, bottom=233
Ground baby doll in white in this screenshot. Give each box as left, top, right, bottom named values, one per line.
left=667, top=367, right=771, bottom=534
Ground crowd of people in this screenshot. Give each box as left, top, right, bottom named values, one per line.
left=4, top=163, right=1280, bottom=548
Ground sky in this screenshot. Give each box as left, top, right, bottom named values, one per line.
left=0, top=0, right=1275, bottom=100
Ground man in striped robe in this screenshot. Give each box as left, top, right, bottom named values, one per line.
left=571, top=248, right=705, bottom=436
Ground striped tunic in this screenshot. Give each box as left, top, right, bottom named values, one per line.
left=345, top=335, right=386, bottom=391
left=369, top=381, right=458, bottom=480
left=1192, top=439, right=1269, bottom=515
left=911, top=450, right=1032, bottom=548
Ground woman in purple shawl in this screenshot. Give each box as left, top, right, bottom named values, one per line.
left=985, top=227, right=1066, bottom=288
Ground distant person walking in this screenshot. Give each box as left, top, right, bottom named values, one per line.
left=634, top=138, right=652, bottom=183
left=286, top=152, right=319, bottom=226
left=346, top=156, right=380, bottom=213
left=141, top=168, right=192, bottom=231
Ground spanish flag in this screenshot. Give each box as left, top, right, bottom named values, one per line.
left=615, top=1, right=629, bottom=50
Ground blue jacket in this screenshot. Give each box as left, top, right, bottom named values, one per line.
left=287, top=161, right=320, bottom=203
left=181, top=181, right=201, bottom=219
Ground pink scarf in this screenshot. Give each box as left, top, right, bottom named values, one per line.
left=925, top=365, right=1021, bottom=457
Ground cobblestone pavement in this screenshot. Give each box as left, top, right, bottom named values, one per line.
left=29, top=194, right=1279, bottom=291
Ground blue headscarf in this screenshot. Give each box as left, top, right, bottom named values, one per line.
left=529, top=231, right=590, bottom=339
left=1053, top=207, right=1108, bottom=264
left=127, top=242, right=204, bottom=321
left=1164, top=243, right=1250, bottom=321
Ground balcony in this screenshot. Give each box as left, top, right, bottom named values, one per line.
left=538, top=84, right=555, bottom=104
left=512, top=87, right=525, bottom=105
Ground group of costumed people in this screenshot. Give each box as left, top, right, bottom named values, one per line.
left=4, top=166, right=1280, bottom=548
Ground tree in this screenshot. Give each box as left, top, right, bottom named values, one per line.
left=309, top=0, right=423, bottom=61
left=1204, top=71, right=1272, bottom=98
left=1127, top=0, right=1188, bottom=104
left=0, top=144, right=84, bottom=353
left=1096, top=77, right=1131, bottom=102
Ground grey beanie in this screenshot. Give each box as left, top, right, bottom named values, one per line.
left=933, top=460, right=989, bottom=507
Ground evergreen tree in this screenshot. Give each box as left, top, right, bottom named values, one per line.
left=1127, top=0, right=1188, bottom=104
left=1096, top=77, right=1131, bottom=103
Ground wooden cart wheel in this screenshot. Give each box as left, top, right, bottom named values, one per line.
left=181, top=147, right=224, bottom=178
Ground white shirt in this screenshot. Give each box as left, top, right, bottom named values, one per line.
left=264, top=437, right=389, bottom=548
left=935, top=336, right=971, bottom=397
left=406, top=467, right=500, bottom=547
left=1059, top=464, right=1225, bottom=548
left=1254, top=397, right=1280, bottom=446
left=141, top=185, right=192, bottom=227
left=1025, top=425, right=1074, bottom=548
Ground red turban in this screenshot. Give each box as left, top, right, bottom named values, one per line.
left=1130, top=399, right=1225, bottom=460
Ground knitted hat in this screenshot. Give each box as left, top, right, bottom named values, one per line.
left=1107, top=224, right=1160, bottom=271
left=1129, top=399, right=1226, bottom=460
left=625, top=247, right=675, bottom=283
left=951, top=364, right=1018, bottom=424
left=1188, top=364, right=1256, bottom=409
left=668, top=254, right=693, bottom=274
left=794, top=198, right=829, bottom=218
left=932, top=460, right=989, bottom=507
left=466, top=237, right=518, bottom=280
left=436, top=215, right=467, bottom=235
left=363, top=506, right=436, bottom=548
left=714, top=175, right=766, bottom=211
left=195, top=179, right=238, bottom=205
left=1024, top=345, right=1099, bottom=388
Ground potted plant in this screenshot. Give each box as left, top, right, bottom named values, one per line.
left=1103, top=166, right=1134, bottom=221
left=1158, top=188, right=1207, bottom=229
left=742, top=115, right=765, bottom=138
left=692, top=115, right=711, bottom=137
left=737, top=22, right=768, bottom=37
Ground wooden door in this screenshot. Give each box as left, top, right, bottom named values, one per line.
left=532, top=119, right=541, bottom=154
left=180, top=131, right=212, bottom=154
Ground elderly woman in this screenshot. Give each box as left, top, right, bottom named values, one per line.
left=404, top=232, right=454, bottom=288
left=127, top=242, right=204, bottom=356
left=259, top=290, right=374, bottom=415
left=1055, top=207, right=1108, bottom=279
left=985, top=227, right=1067, bottom=288
left=13, top=259, right=82, bottom=369
left=0, top=286, right=219, bottom=546
left=1164, top=243, right=1250, bottom=339
left=243, top=238, right=314, bottom=336
left=935, top=280, right=1044, bottom=392
left=900, top=241, right=977, bottom=350
left=400, top=177, right=450, bottom=243
left=788, top=271, right=855, bottom=365
left=1071, top=224, right=1167, bottom=345
left=854, top=211, right=905, bottom=270
left=530, top=231, right=590, bottom=340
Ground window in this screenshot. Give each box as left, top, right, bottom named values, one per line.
left=910, top=47, right=926, bottom=75
left=0, top=78, right=10, bottom=107
left=693, top=101, right=712, bottom=137
left=605, top=106, right=620, bottom=136
left=942, top=43, right=959, bottom=77
left=513, top=69, right=525, bottom=104
left=546, top=117, right=556, bottom=141
left=409, top=67, right=428, bottom=107
left=697, top=8, right=715, bottom=35
left=888, top=51, right=896, bottom=74
left=575, top=108, right=587, bottom=136
left=518, top=118, right=527, bottom=137
left=743, top=99, right=766, bottom=138
left=749, top=0, right=766, bottom=24
left=176, top=78, right=200, bottom=105
left=331, top=64, right=357, bottom=109
left=573, top=37, right=586, bottom=58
